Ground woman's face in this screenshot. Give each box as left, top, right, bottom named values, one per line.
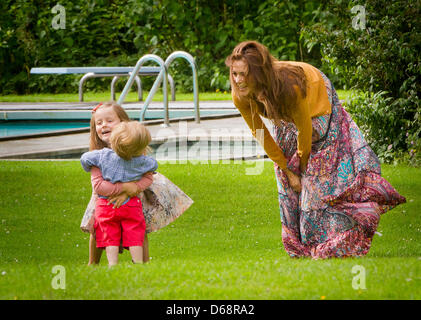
left=232, top=59, right=253, bottom=96
left=94, top=107, right=121, bottom=145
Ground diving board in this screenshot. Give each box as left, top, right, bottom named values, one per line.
left=30, top=66, right=175, bottom=102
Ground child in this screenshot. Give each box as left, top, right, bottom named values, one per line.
left=83, top=102, right=152, bottom=265
left=81, top=121, right=158, bottom=266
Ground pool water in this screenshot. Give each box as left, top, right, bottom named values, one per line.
left=0, top=121, right=90, bottom=138
left=0, top=109, right=239, bottom=138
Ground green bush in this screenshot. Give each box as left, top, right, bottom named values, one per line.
left=1, top=0, right=323, bottom=95
left=344, top=91, right=420, bottom=166
left=1, top=0, right=138, bottom=94
left=302, top=0, right=421, bottom=164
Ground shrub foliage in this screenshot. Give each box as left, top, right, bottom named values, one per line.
left=302, top=0, right=420, bottom=164
left=0, top=0, right=322, bottom=94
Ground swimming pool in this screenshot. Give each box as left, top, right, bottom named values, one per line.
left=0, top=120, right=90, bottom=138
left=0, top=109, right=239, bottom=139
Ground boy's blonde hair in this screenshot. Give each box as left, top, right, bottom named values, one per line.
left=110, top=121, right=151, bottom=160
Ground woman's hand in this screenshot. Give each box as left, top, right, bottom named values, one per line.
left=107, top=192, right=130, bottom=209
left=284, top=168, right=302, bottom=193
left=300, top=161, right=307, bottom=175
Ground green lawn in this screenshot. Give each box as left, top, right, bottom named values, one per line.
left=0, top=160, right=419, bottom=300
left=0, top=91, right=231, bottom=103
left=0, top=90, right=352, bottom=103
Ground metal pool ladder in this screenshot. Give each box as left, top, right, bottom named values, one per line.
left=117, top=51, right=200, bottom=126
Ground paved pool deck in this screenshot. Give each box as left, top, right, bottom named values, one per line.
left=0, top=101, right=272, bottom=159
left=0, top=100, right=238, bottom=120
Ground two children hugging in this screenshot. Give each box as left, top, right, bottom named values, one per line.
left=81, top=117, right=157, bottom=266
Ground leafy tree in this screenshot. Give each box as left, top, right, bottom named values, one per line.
left=0, top=0, right=322, bottom=94
left=301, top=0, right=421, bottom=164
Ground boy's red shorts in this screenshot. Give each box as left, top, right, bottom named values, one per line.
left=94, top=197, right=145, bottom=248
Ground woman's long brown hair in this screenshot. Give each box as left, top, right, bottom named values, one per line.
left=225, top=41, right=307, bottom=123
left=89, top=101, right=130, bottom=151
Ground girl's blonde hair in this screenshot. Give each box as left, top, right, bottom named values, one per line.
left=110, top=121, right=152, bottom=160
left=89, top=101, right=130, bottom=150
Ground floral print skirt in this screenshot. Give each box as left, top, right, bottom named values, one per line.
left=80, top=173, right=193, bottom=234
left=273, top=72, right=406, bottom=259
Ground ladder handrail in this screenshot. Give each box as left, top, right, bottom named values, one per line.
left=139, top=51, right=200, bottom=125
left=164, top=51, right=200, bottom=123
left=117, top=54, right=169, bottom=125
left=119, top=52, right=199, bottom=126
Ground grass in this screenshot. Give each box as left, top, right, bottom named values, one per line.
left=0, top=91, right=231, bottom=103
left=0, top=160, right=419, bottom=300
left=0, top=90, right=352, bottom=103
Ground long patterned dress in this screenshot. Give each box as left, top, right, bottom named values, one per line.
left=273, top=72, right=406, bottom=259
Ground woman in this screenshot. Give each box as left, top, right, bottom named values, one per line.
left=226, top=41, right=406, bottom=259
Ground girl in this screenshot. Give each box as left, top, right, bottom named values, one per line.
left=82, top=101, right=153, bottom=265
left=226, top=41, right=406, bottom=259
left=81, top=121, right=158, bottom=266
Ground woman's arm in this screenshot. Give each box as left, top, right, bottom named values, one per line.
left=234, top=95, right=288, bottom=169
left=291, top=91, right=312, bottom=174
left=234, top=95, right=302, bottom=192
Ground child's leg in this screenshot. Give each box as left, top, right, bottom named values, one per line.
left=129, top=246, right=144, bottom=264
left=105, top=246, right=119, bottom=266
left=143, top=234, right=150, bottom=263
left=88, top=233, right=103, bottom=265
left=94, top=198, right=121, bottom=266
